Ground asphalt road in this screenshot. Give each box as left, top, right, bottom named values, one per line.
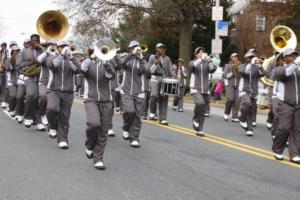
left=0, top=99, right=300, bottom=200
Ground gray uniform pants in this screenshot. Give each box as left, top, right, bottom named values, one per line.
left=8, top=85, right=17, bottom=112
left=192, top=93, right=209, bottom=131
left=173, top=86, right=185, bottom=109
left=108, top=91, right=117, bottom=130
left=150, top=81, right=168, bottom=121
left=24, top=78, right=41, bottom=123
left=46, top=91, right=74, bottom=143
left=143, top=91, right=150, bottom=117
left=0, top=73, right=6, bottom=102
left=15, top=84, right=25, bottom=116
left=122, top=94, right=144, bottom=141
left=272, top=101, right=300, bottom=158
left=38, top=84, right=48, bottom=116
left=224, top=86, right=239, bottom=118
left=271, top=98, right=279, bottom=137
left=239, top=95, right=257, bottom=131
left=84, top=101, right=111, bottom=163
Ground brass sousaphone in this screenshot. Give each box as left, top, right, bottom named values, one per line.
left=261, top=25, right=297, bottom=87
left=22, top=10, right=69, bottom=77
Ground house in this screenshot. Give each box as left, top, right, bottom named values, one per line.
left=229, top=0, right=299, bottom=58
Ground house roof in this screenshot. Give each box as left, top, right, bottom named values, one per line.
left=229, top=0, right=250, bottom=15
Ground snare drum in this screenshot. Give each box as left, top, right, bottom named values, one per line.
left=160, top=78, right=180, bottom=96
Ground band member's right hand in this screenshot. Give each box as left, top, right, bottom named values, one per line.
left=294, top=56, right=300, bottom=66
left=251, top=57, right=259, bottom=65
left=154, top=59, right=161, bottom=65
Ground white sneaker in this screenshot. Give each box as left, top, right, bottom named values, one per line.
left=149, top=113, right=155, bottom=119
left=94, top=161, right=105, bottom=170
left=246, top=130, right=254, bottom=137
left=160, top=120, right=168, bottom=125
left=58, top=141, right=68, bottom=149
left=173, top=106, right=178, bottom=111
left=36, top=123, right=46, bottom=131
left=223, top=114, right=229, bottom=121
left=41, top=115, right=48, bottom=125
left=266, top=122, right=272, bottom=129
left=274, top=153, right=284, bottom=160
left=24, top=119, right=33, bottom=128
left=130, top=140, right=140, bottom=148
left=48, top=129, right=57, bottom=138
left=16, top=115, right=23, bottom=123
left=240, top=121, right=247, bottom=129
left=291, top=156, right=300, bottom=164
left=85, top=149, right=93, bottom=159
left=252, top=122, right=257, bottom=127
left=1, top=102, right=7, bottom=108
left=107, top=129, right=115, bottom=137
left=9, top=111, right=16, bottom=117
left=196, top=131, right=205, bottom=137
left=205, top=113, right=210, bottom=117
left=123, top=131, right=129, bottom=140
left=232, top=118, right=239, bottom=122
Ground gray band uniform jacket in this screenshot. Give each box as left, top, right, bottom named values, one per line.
left=147, top=54, right=176, bottom=81
left=81, top=58, right=115, bottom=102
left=47, top=54, right=80, bottom=93
left=238, top=63, right=266, bottom=98
left=5, top=56, right=19, bottom=86
left=223, top=63, right=240, bottom=88
left=37, top=52, right=52, bottom=86
left=189, top=58, right=217, bottom=95
left=274, top=62, right=300, bottom=106
left=119, top=54, right=147, bottom=97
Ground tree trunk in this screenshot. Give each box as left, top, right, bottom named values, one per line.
left=179, top=19, right=193, bottom=72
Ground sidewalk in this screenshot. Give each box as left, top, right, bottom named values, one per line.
left=170, top=95, right=269, bottom=115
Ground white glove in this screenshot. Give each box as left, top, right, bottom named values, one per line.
left=91, top=53, right=97, bottom=59
left=202, top=53, right=210, bottom=62
left=251, top=57, right=259, bottom=65
left=194, top=59, right=201, bottom=66
left=132, top=46, right=141, bottom=55
left=62, top=46, right=73, bottom=58
left=295, top=56, right=300, bottom=66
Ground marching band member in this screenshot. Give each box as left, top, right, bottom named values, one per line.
left=120, top=41, right=146, bottom=147
left=270, top=53, right=284, bottom=139
left=142, top=72, right=151, bottom=119
left=223, top=53, right=240, bottom=122
left=272, top=48, right=300, bottom=164
left=238, top=51, right=266, bottom=136
left=173, top=58, right=187, bottom=112
left=265, top=51, right=279, bottom=130
left=189, top=47, right=217, bottom=136
left=14, top=39, right=31, bottom=123
left=46, top=40, right=80, bottom=149
left=17, top=34, right=46, bottom=131
left=37, top=40, right=57, bottom=126
left=147, top=43, right=176, bottom=125
left=81, top=47, right=115, bottom=170
left=5, top=45, right=21, bottom=117
left=0, top=42, right=8, bottom=109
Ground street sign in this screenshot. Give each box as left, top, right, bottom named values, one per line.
left=211, top=39, right=223, bottom=54
left=217, top=21, right=229, bottom=36
left=212, top=6, right=223, bottom=21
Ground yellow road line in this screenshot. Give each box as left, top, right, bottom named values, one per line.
left=73, top=98, right=299, bottom=169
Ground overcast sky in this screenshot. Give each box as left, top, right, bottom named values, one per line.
left=0, top=0, right=57, bottom=46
